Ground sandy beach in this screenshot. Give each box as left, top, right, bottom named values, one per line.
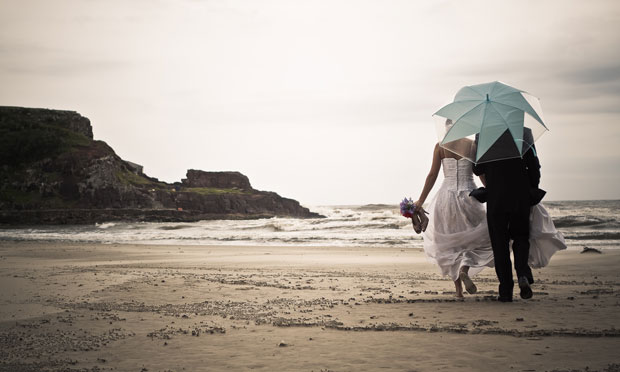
left=0, top=241, right=619, bottom=372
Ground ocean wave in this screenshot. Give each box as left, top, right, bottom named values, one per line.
left=563, top=232, right=620, bottom=240
left=354, top=204, right=395, bottom=211
left=307, top=222, right=403, bottom=231
left=229, top=218, right=408, bottom=232
left=1, top=201, right=617, bottom=249
left=225, top=223, right=286, bottom=232
left=255, top=223, right=285, bottom=232
left=309, top=217, right=359, bottom=225
left=553, top=216, right=618, bottom=228
left=96, top=222, right=116, bottom=229
left=158, top=225, right=192, bottom=230
left=371, top=216, right=393, bottom=221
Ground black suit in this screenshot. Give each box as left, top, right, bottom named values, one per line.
left=473, top=146, right=540, bottom=298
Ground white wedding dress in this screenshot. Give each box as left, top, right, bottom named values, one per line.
left=422, top=158, right=566, bottom=281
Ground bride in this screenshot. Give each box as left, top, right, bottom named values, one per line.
left=413, top=134, right=565, bottom=298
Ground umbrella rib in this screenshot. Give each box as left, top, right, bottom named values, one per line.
left=492, top=95, right=547, bottom=128
left=476, top=102, right=511, bottom=161
left=490, top=82, right=523, bottom=98
left=460, top=86, right=485, bottom=100
left=439, top=101, right=486, bottom=145
left=452, top=101, right=485, bottom=123
left=484, top=102, right=510, bottom=128
left=432, top=99, right=484, bottom=116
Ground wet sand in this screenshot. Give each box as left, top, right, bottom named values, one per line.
left=0, top=241, right=619, bottom=372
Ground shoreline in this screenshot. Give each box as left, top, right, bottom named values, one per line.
left=0, top=238, right=613, bottom=253
left=1, top=241, right=619, bottom=371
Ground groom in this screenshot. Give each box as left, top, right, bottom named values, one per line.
left=473, top=131, right=541, bottom=302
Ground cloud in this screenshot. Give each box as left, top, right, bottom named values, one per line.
left=0, top=42, right=130, bottom=77
left=565, top=63, right=620, bottom=85
left=2, top=58, right=128, bottom=77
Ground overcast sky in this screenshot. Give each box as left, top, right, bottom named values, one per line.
left=1, top=0, right=619, bottom=205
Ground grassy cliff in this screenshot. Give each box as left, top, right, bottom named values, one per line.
left=0, top=106, right=319, bottom=223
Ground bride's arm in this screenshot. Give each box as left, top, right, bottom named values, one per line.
left=414, top=144, right=442, bottom=209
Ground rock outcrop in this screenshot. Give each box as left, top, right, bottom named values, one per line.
left=182, top=170, right=252, bottom=191
left=0, top=106, right=321, bottom=224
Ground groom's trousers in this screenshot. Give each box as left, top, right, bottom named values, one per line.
left=487, top=204, right=532, bottom=298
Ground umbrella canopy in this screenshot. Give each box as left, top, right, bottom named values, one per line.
left=433, top=81, right=548, bottom=164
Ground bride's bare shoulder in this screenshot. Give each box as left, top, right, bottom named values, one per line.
left=434, top=143, right=445, bottom=159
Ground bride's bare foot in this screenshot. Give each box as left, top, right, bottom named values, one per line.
left=454, top=279, right=464, bottom=298
left=459, top=268, right=477, bottom=295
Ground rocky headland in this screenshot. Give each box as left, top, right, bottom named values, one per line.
left=0, top=106, right=321, bottom=224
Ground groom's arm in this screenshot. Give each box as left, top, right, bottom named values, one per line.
left=524, top=146, right=541, bottom=188
left=472, top=162, right=485, bottom=177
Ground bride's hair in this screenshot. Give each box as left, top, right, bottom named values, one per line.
left=445, top=118, right=454, bottom=130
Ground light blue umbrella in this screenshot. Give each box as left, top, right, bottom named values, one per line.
left=433, top=81, right=548, bottom=164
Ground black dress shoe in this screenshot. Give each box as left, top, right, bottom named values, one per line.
left=518, top=276, right=533, bottom=299
left=497, top=295, right=513, bottom=302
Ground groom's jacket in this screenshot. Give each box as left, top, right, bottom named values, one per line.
left=472, top=147, right=540, bottom=212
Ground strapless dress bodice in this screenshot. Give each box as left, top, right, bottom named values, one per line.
left=441, top=158, right=476, bottom=192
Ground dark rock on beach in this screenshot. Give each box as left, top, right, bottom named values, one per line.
left=581, top=246, right=602, bottom=254
left=183, top=169, right=253, bottom=191
left=0, top=106, right=321, bottom=224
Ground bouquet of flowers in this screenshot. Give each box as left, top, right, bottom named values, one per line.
left=400, top=197, right=417, bottom=218
left=400, top=197, right=429, bottom=234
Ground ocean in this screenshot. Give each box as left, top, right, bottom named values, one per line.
left=0, top=200, right=619, bottom=250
